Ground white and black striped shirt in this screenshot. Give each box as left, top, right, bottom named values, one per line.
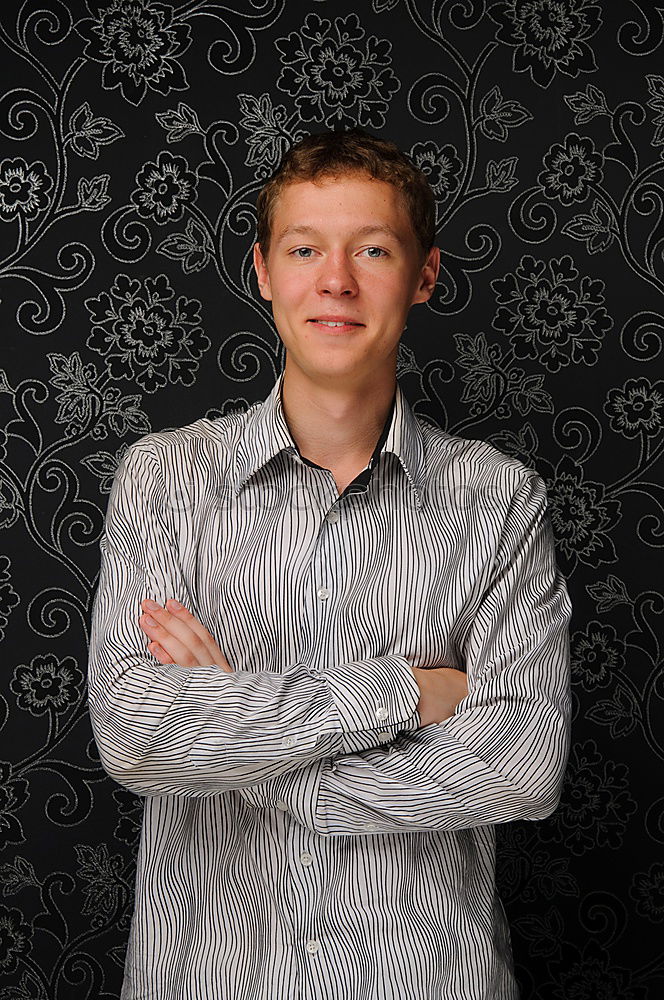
left=88, top=370, right=572, bottom=999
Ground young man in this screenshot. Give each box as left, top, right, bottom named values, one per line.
left=88, top=129, right=572, bottom=999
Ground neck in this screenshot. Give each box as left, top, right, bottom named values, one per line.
left=279, top=361, right=396, bottom=470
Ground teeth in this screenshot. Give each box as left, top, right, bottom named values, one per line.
left=315, top=320, right=354, bottom=326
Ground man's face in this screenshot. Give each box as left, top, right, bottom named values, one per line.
left=253, top=172, right=439, bottom=388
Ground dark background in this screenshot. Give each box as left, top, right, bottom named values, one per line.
left=1, top=1, right=663, bottom=997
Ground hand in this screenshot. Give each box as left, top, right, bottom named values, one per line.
left=411, top=665, right=468, bottom=726
left=138, top=599, right=234, bottom=672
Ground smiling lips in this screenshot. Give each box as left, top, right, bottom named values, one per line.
left=308, top=316, right=364, bottom=332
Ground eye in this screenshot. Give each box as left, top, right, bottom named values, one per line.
left=362, top=247, right=387, bottom=258
left=291, top=247, right=314, bottom=258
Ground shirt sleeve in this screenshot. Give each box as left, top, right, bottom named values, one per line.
left=239, top=471, right=573, bottom=834
left=87, top=441, right=421, bottom=798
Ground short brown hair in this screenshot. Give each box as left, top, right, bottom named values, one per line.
left=255, top=128, right=436, bottom=262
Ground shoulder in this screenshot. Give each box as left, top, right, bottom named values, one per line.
left=415, top=417, right=545, bottom=509
left=118, top=403, right=260, bottom=484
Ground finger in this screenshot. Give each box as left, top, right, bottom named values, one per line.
left=163, top=598, right=232, bottom=671
left=148, top=641, right=176, bottom=666
left=139, top=612, right=207, bottom=668
left=139, top=599, right=230, bottom=671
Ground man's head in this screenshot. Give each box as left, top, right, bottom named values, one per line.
left=256, top=128, right=436, bottom=266
left=252, top=128, right=440, bottom=393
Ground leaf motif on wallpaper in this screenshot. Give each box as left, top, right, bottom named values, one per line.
left=586, top=687, right=641, bottom=740
left=512, top=908, right=564, bottom=958
left=157, top=218, right=213, bottom=274
left=65, top=102, right=124, bottom=160
left=156, top=102, right=204, bottom=144
left=81, top=447, right=129, bottom=495
left=75, top=843, right=125, bottom=917
left=486, top=156, right=519, bottom=193
left=564, top=83, right=610, bottom=125
left=454, top=332, right=503, bottom=407
left=0, top=856, right=40, bottom=896
left=489, top=423, right=540, bottom=467
left=238, top=93, right=300, bottom=177
left=586, top=575, right=632, bottom=613
left=77, top=174, right=111, bottom=212
left=646, top=74, right=664, bottom=151
left=478, top=86, right=532, bottom=141
left=0, top=556, right=20, bottom=642
left=562, top=198, right=616, bottom=255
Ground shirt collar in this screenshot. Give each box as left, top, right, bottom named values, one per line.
left=232, top=371, right=426, bottom=508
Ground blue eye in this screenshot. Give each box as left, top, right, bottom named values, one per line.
left=290, top=246, right=387, bottom=259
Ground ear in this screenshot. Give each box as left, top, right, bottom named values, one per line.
left=253, top=242, right=273, bottom=301
left=411, top=245, right=440, bottom=306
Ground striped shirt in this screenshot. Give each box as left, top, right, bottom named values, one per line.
left=88, top=370, right=572, bottom=999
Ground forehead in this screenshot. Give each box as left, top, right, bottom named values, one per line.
left=271, top=173, right=414, bottom=243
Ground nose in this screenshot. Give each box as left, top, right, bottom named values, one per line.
left=315, top=250, right=358, bottom=297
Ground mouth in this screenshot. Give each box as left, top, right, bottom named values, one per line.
left=308, top=318, right=364, bottom=334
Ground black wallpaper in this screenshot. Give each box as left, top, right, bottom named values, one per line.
left=0, top=1, right=663, bottom=997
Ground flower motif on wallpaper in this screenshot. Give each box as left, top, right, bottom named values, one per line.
left=0, top=157, right=52, bottom=222
left=546, top=455, right=621, bottom=568
left=550, top=938, right=648, bottom=1000
left=491, top=254, right=612, bottom=372
left=0, top=761, right=28, bottom=851
left=631, top=864, right=664, bottom=923
left=0, top=555, right=19, bottom=642
left=75, top=0, right=191, bottom=106
left=571, top=621, right=625, bottom=691
left=0, top=903, right=32, bottom=974
left=604, top=377, right=664, bottom=439
left=489, top=0, right=602, bottom=89
left=113, top=786, right=144, bottom=848
left=10, top=655, right=84, bottom=717
left=131, top=150, right=198, bottom=225
left=85, top=274, right=210, bottom=393
left=275, top=13, right=399, bottom=129
left=409, top=142, right=463, bottom=202
left=538, top=132, right=604, bottom=205
left=541, top=739, right=636, bottom=855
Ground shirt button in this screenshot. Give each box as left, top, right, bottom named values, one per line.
left=375, top=706, right=389, bottom=722
left=282, top=735, right=297, bottom=748
left=326, top=509, right=340, bottom=523
left=275, top=800, right=288, bottom=811
left=364, top=822, right=378, bottom=832
left=300, top=852, right=313, bottom=866
left=376, top=731, right=392, bottom=743
left=317, top=586, right=330, bottom=600
left=306, top=939, right=319, bottom=954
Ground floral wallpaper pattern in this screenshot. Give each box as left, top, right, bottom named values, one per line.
left=0, top=1, right=662, bottom=997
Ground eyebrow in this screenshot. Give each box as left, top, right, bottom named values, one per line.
left=275, top=224, right=407, bottom=246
